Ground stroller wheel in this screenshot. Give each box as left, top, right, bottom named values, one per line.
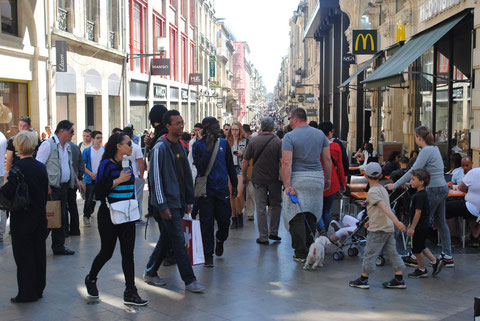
left=333, top=251, right=344, bottom=261
left=347, top=248, right=356, bottom=257
left=353, top=247, right=360, bottom=256
left=376, top=255, right=386, bottom=266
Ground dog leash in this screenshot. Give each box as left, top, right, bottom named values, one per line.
left=288, top=193, right=316, bottom=240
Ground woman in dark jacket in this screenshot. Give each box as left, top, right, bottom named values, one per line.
left=2, top=131, right=48, bottom=303
left=84, top=133, right=147, bottom=306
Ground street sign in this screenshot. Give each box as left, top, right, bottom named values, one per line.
left=151, top=58, right=170, bottom=76
left=217, top=102, right=223, bottom=108
left=343, top=53, right=355, bottom=64
left=56, top=40, right=67, bottom=72
left=297, top=95, right=305, bottom=103
left=352, top=30, right=377, bottom=54
left=209, top=55, right=215, bottom=77
left=189, top=73, right=202, bottom=85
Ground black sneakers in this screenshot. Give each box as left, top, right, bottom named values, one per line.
left=431, top=259, right=445, bottom=277
left=205, top=255, right=214, bottom=267
left=402, top=254, right=418, bottom=267
left=124, top=287, right=148, bottom=306
left=85, top=274, right=99, bottom=299
left=349, top=277, right=369, bottom=289
left=408, top=268, right=428, bottom=279
left=382, top=278, right=406, bottom=289
left=268, top=235, right=282, bottom=241
left=215, top=239, right=224, bottom=257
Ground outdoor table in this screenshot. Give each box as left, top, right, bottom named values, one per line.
left=351, top=192, right=368, bottom=199
left=448, top=190, right=466, bottom=198
left=347, top=183, right=367, bottom=190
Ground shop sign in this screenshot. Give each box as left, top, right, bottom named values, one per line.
left=56, top=40, right=67, bottom=72
left=297, top=95, right=305, bottom=103
left=189, top=73, right=202, bottom=85
left=210, top=81, right=220, bottom=88
left=217, top=102, right=223, bottom=108
left=153, top=85, right=167, bottom=99
left=306, top=109, right=318, bottom=116
left=419, top=0, right=464, bottom=23
left=343, top=53, right=355, bottom=64
left=352, top=30, right=377, bottom=55
left=181, top=89, right=188, bottom=101
left=305, top=94, right=315, bottom=103
left=151, top=59, right=170, bottom=76
left=209, top=55, right=215, bottom=77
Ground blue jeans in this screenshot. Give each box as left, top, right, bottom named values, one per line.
left=427, top=185, right=451, bottom=256
left=317, top=193, right=336, bottom=232
left=145, top=208, right=196, bottom=285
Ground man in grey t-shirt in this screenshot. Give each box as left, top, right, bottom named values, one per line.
left=281, top=108, right=332, bottom=262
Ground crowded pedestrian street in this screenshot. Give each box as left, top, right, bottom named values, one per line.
left=2, top=0, right=480, bottom=320
left=0, top=193, right=478, bottom=321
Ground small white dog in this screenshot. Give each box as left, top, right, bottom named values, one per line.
left=303, top=236, right=331, bottom=270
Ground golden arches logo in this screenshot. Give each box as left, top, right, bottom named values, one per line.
left=355, top=33, right=375, bottom=51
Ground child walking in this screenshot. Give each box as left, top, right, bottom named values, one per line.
left=349, top=163, right=407, bottom=289
left=407, top=168, right=444, bottom=278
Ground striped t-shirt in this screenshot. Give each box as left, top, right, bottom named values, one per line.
left=97, top=158, right=135, bottom=203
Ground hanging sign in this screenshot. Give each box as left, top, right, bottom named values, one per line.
left=189, top=73, right=203, bottom=85
left=209, top=55, right=215, bottom=77
left=56, top=40, right=67, bottom=72
left=352, top=30, right=377, bottom=55
left=151, top=59, right=171, bottom=76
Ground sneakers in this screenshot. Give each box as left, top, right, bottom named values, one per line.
left=382, top=278, right=406, bottom=289
left=402, top=254, right=418, bottom=267
left=215, top=239, right=224, bottom=257
left=349, top=277, right=369, bottom=289
left=408, top=268, right=428, bottom=279
left=124, top=287, right=148, bottom=306
left=431, top=259, right=444, bottom=277
left=435, top=253, right=454, bottom=268
left=85, top=274, right=99, bottom=298
left=185, top=280, right=206, bottom=293
left=143, top=273, right=167, bottom=286
left=83, top=217, right=91, bottom=226
left=269, top=235, right=282, bottom=241
left=293, top=256, right=306, bottom=263
left=329, top=220, right=341, bottom=232
left=204, top=256, right=214, bottom=267
left=256, top=238, right=269, bottom=245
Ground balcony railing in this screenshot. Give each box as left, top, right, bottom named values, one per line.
left=109, top=31, right=116, bottom=48
left=86, top=20, right=95, bottom=41
left=57, top=8, right=68, bottom=32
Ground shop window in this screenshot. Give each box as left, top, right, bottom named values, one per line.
left=130, top=103, right=147, bottom=135
left=170, top=25, right=178, bottom=81
left=1, top=0, right=18, bottom=36
left=108, top=0, right=119, bottom=48
left=130, top=0, right=147, bottom=73
left=0, top=81, right=28, bottom=138
left=181, top=34, right=187, bottom=83
left=85, top=0, right=99, bottom=41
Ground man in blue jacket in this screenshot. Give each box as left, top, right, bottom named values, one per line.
left=193, top=117, right=238, bottom=267
left=145, top=110, right=205, bottom=293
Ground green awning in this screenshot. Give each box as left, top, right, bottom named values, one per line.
left=361, top=13, right=466, bottom=89
left=339, top=51, right=384, bottom=89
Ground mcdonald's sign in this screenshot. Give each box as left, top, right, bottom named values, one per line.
left=352, top=30, right=377, bottom=54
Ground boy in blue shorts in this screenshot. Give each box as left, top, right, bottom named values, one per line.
left=407, top=168, right=444, bottom=278
left=349, top=163, right=407, bottom=289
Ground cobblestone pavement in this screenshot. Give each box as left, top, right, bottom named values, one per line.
left=0, top=195, right=479, bottom=321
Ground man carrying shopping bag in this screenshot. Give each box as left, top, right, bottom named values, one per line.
left=144, top=110, right=206, bottom=293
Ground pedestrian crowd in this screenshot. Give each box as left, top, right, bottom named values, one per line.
left=1, top=106, right=479, bottom=305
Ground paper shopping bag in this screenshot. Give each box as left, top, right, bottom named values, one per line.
left=46, top=200, right=62, bottom=229
left=182, top=218, right=205, bottom=265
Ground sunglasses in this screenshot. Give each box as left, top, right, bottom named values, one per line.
left=20, top=116, right=31, bottom=122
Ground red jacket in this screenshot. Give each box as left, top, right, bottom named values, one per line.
left=321, top=141, right=346, bottom=197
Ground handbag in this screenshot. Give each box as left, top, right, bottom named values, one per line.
left=182, top=213, right=205, bottom=265
left=194, top=140, right=220, bottom=198
left=0, top=165, right=30, bottom=212
left=108, top=199, right=141, bottom=225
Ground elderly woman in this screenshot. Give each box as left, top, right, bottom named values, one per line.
left=1, top=130, right=48, bottom=302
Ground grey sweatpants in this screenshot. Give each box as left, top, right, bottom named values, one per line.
left=362, top=231, right=404, bottom=275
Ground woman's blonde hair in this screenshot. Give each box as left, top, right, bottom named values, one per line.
left=13, top=130, right=38, bottom=156
left=226, top=121, right=246, bottom=147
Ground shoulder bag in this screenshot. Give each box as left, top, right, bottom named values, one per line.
left=0, top=165, right=30, bottom=212
left=248, top=135, right=275, bottom=180
left=194, top=140, right=220, bottom=198
left=109, top=199, right=140, bottom=225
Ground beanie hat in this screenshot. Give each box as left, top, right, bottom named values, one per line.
left=149, top=104, right=168, bottom=126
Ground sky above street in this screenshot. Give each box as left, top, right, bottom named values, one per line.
left=215, top=0, right=299, bottom=93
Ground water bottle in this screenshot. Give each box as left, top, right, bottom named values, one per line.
left=122, top=155, right=129, bottom=173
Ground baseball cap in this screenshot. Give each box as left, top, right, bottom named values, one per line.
left=365, top=162, right=382, bottom=178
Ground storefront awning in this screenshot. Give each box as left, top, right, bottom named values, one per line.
left=303, top=0, right=338, bottom=39
left=361, top=13, right=466, bottom=89
left=339, top=51, right=384, bottom=89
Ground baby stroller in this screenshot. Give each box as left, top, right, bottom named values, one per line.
left=332, top=208, right=369, bottom=261
left=389, top=187, right=413, bottom=252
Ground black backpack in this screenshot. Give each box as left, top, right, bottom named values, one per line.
left=0, top=166, right=30, bottom=212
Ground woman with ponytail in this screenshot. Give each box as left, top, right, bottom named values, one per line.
left=386, top=126, right=453, bottom=267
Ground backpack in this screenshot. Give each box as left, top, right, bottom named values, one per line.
left=0, top=165, right=30, bottom=212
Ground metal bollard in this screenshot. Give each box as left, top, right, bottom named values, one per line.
left=475, top=297, right=480, bottom=320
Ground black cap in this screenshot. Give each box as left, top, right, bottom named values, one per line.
left=149, top=104, right=168, bottom=126
left=202, top=117, right=218, bottom=128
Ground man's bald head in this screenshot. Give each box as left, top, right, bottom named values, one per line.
left=461, top=156, right=473, bottom=174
